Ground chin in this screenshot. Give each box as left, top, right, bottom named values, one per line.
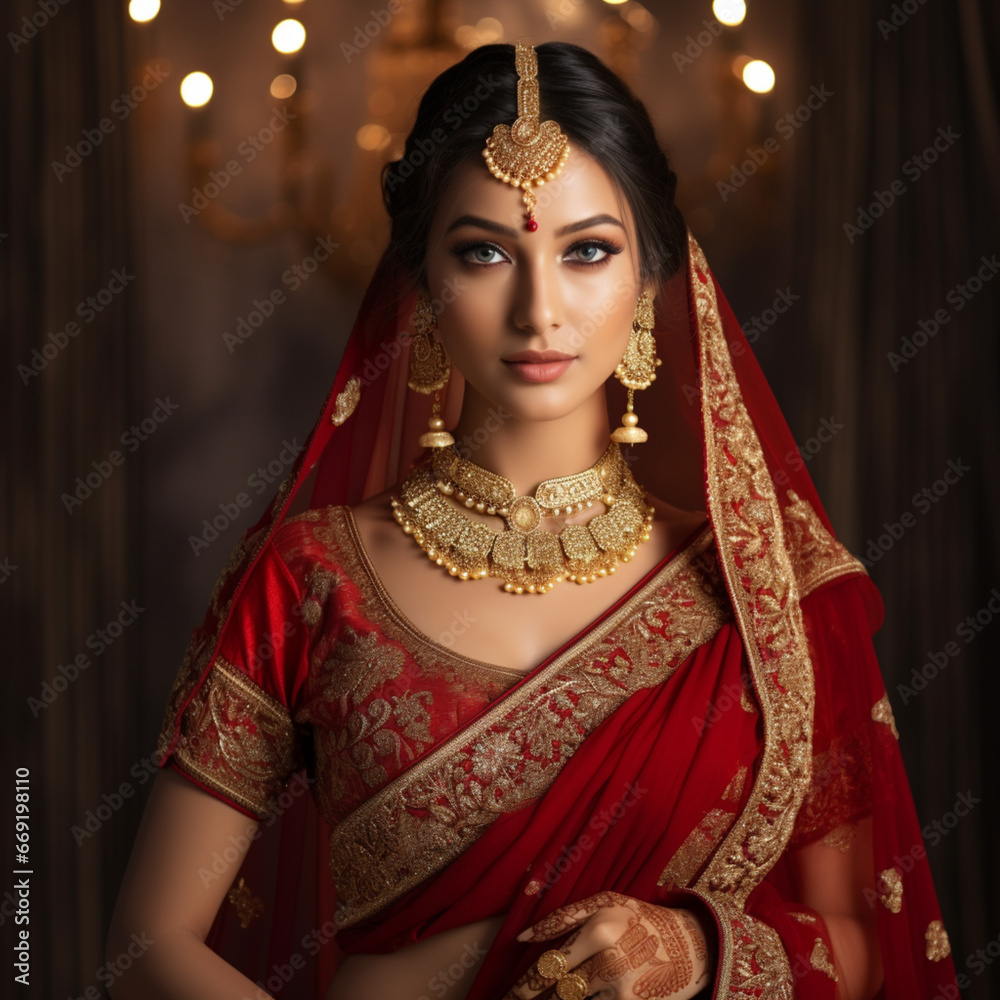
left=487, top=388, right=602, bottom=426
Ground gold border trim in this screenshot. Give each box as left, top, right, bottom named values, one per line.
left=331, top=526, right=727, bottom=927
left=686, top=235, right=816, bottom=994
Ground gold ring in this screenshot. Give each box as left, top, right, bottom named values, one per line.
left=555, top=972, right=589, bottom=1000
left=536, top=949, right=569, bottom=979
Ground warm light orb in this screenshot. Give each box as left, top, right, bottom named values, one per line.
left=475, top=17, right=503, bottom=42
left=272, top=19, right=306, bottom=54
left=356, top=123, right=390, bottom=152
left=713, top=0, right=746, bottom=27
left=742, top=59, right=775, bottom=93
left=180, top=72, right=213, bottom=108
left=128, top=0, right=160, bottom=22
left=270, top=74, right=297, bottom=99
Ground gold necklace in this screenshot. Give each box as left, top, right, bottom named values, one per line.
left=431, top=441, right=623, bottom=524
left=389, top=444, right=655, bottom=594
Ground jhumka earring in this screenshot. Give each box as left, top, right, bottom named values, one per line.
left=408, top=290, right=455, bottom=449
left=482, top=40, right=571, bottom=232
left=610, top=289, right=661, bottom=444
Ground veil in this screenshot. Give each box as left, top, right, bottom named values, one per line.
left=153, top=60, right=956, bottom=1000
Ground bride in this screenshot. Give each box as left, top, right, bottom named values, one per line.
left=107, top=40, right=957, bottom=1000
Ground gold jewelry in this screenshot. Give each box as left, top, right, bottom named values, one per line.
left=432, top=441, right=622, bottom=520
left=407, top=289, right=455, bottom=448
left=389, top=445, right=654, bottom=594
left=482, top=40, right=571, bottom=232
left=536, top=949, right=569, bottom=979
left=556, top=974, right=589, bottom=1000
left=611, top=289, right=660, bottom=445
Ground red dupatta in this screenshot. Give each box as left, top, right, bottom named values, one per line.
left=155, top=231, right=959, bottom=999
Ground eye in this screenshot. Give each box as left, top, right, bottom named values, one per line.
left=564, top=239, right=623, bottom=266
left=450, top=240, right=509, bottom=268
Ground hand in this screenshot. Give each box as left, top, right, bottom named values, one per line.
left=501, top=890, right=712, bottom=1000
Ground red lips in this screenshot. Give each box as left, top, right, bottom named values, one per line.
left=502, top=349, right=577, bottom=363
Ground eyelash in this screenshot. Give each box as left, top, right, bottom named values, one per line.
left=449, top=238, right=623, bottom=270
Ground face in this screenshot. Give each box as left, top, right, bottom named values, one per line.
left=422, top=146, right=654, bottom=423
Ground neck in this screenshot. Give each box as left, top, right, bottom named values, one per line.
left=448, top=385, right=613, bottom=495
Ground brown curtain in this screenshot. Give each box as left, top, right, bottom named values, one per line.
left=1, top=2, right=142, bottom=996
left=787, top=3, right=1000, bottom=996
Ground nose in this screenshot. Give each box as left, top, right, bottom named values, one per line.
left=511, top=255, right=565, bottom=338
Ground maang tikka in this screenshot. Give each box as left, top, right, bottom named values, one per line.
left=407, top=290, right=455, bottom=449
left=482, top=40, right=571, bottom=232
left=611, top=288, right=661, bottom=444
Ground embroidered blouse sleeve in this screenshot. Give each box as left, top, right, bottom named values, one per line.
left=163, top=534, right=312, bottom=820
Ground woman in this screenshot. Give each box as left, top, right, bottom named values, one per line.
left=106, top=40, right=958, bottom=1000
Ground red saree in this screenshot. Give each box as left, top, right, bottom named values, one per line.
left=155, top=232, right=958, bottom=999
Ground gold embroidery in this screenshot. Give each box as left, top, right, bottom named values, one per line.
left=790, top=911, right=817, bottom=925
left=658, top=767, right=749, bottom=889
left=171, top=655, right=301, bottom=817
left=871, top=693, right=900, bottom=740
left=739, top=668, right=757, bottom=713
left=227, top=877, right=264, bottom=928
left=687, top=237, right=816, bottom=947
left=821, top=823, right=857, bottom=853
left=810, top=938, right=838, bottom=981
left=793, top=731, right=873, bottom=846
left=877, top=868, right=903, bottom=913
left=783, top=490, right=868, bottom=596
left=926, top=920, right=951, bottom=961
left=325, top=506, right=529, bottom=686
left=157, top=485, right=301, bottom=765
left=688, top=891, right=793, bottom=998
left=329, top=528, right=729, bottom=928
left=331, top=375, right=361, bottom=425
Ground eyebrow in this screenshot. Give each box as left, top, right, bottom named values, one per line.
left=444, top=213, right=626, bottom=238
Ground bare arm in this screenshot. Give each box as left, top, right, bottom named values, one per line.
left=106, top=766, right=273, bottom=1000
left=787, top=816, right=884, bottom=1000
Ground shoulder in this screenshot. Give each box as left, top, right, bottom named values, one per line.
left=267, top=503, right=354, bottom=573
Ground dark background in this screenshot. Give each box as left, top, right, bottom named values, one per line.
left=3, top=0, right=998, bottom=996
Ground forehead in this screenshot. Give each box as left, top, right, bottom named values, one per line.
left=428, top=145, right=635, bottom=240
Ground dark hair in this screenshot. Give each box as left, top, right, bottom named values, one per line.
left=380, top=41, right=685, bottom=293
